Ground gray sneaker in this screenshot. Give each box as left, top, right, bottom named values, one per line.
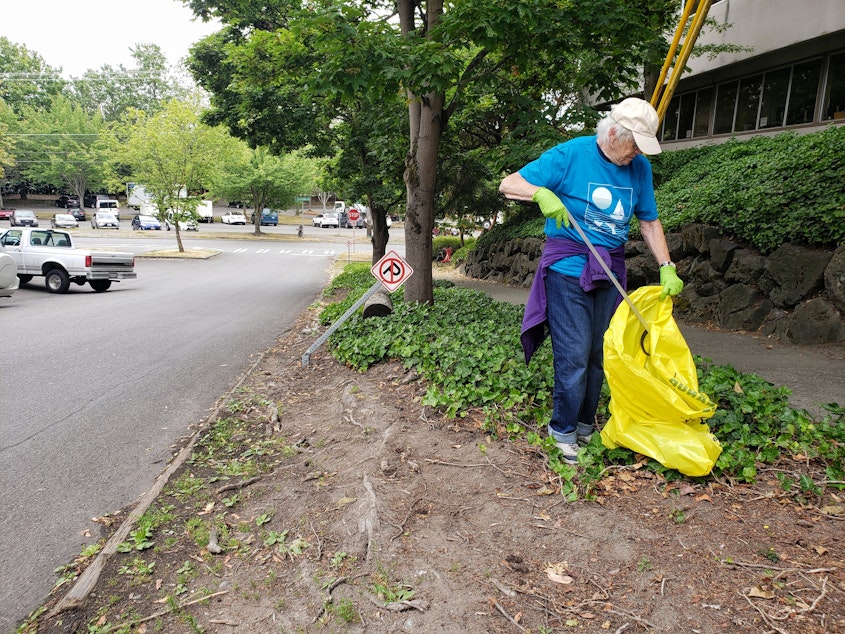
left=577, top=433, right=593, bottom=446
left=555, top=441, right=580, bottom=465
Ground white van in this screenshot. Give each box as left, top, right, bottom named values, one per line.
left=94, top=198, right=121, bottom=220
left=333, top=200, right=346, bottom=214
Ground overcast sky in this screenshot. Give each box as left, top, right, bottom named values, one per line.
left=1, top=0, right=221, bottom=77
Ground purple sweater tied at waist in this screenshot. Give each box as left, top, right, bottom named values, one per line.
left=520, top=238, right=627, bottom=364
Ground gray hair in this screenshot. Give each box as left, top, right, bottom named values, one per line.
left=596, top=113, right=635, bottom=145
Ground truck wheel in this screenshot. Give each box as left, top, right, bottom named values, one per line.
left=89, top=280, right=112, bottom=292
left=17, top=274, right=33, bottom=284
left=45, top=268, right=71, bottom=293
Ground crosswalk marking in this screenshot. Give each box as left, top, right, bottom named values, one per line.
left=227, top=247, right=337, bottom=256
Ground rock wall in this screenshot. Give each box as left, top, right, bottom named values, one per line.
left=463, top=224, right=845, bottom=345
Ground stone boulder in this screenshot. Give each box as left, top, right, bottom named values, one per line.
left=825, top=246, right=845, bottom=313
left=782, top=298, right=845, bottom=345
left=766, top=244, right=832, bottom=307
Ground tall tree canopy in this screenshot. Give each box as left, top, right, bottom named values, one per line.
left=0, top=37, right=65, bottom=115
left=69, top=44, right=186, bottom=121
left=185, top=0, right=677, bottom=302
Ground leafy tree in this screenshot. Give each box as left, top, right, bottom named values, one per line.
left=216, top=144, right=322, bottom=234
left=0, top=101, right=16, bottom=207
left=14, top=95, right=107, bottom=202
left=0, top=37, right=65, bottom=115
left=185, top=0, right=678, bottom=303
left=69, top=44, right=185, bottom=121
left=122, top=99, right=233, bottom=251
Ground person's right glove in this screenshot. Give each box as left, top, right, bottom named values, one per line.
left=659, top=265, right=684, bottom=300
left=532, top=187, right=570, bottom=229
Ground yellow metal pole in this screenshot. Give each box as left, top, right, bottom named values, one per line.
left=650, top=0, right=697, bottom=108
left=656, top=0, right=712, bottom=122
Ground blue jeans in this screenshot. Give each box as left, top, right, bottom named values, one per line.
left=545, top=270, right=618, bottom=444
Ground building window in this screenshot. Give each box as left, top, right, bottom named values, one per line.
left=693, top=87, right=714, bottom=136
left=661, top=95, right=680, bottom=142
left=734, top=74, right=763, bottom=132
left=713, top=81, right=738, bottom=135
left=787, top=59, right=822, bottom=125
left=822, top=51, right=845, bottom=121
left=759, top=66, right=791, bottom=128
left=677, top=92, right=696, bottom=139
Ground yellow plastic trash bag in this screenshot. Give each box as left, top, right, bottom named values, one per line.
left=600, top=287, right=721, bottom=477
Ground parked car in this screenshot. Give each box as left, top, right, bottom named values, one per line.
left=312, top=214, right=325, bottom=227
left=10, top=209, right=38, bottom=227
left=94, top=198, right=120, bottom=220
left=221, top=210, right=247, bottom=225
left=250, top=208, right=279, bottom=226
left=165, top=217, right=198, bottom=232
left=0, top=208, right=14, bottom=221
left=227, top=200, right=246, bottom=208
left=55, top=195, right=80, bottom=209
left=0, top=252, right=19, bottom=299
left=91, top=212, right=119, bottom=229
left=316, top=212, right=339, bottom=228
left=70, top=207, right=86, bottom=221
left=51, top=213, right=79, bottom=228
left=84, top=193, right=111, bottom=208
left=131, top=214, right=162, bottom=230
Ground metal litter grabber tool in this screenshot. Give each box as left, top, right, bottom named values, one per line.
left=564, top=210, right=652, bottom=353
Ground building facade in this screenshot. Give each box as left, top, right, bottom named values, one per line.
left=660, top=0, right=845, bottom=149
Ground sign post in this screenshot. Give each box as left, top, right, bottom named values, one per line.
left=347, top=207, right=360, bottom=245
left=301, top=251, right=413, bottom=366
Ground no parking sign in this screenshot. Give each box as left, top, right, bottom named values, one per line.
left=372, top=250, right=413, bottom=292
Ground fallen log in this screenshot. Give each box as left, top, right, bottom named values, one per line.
left=363, top=288, right=393, bottom=318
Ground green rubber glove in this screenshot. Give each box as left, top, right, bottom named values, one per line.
left=659, top=265, right=684, bottom=300
left=532, top=187, right=570, bottom=229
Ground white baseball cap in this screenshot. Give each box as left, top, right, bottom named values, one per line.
left=610, top=98, right=662, bottom=155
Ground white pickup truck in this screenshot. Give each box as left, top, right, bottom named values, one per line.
left=0, top=227, right=137, bottom=293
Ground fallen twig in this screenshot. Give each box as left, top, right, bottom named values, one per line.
left=491, top=578, right=517, bottom=598
left=135, top=590, right=229, bottom=625
left=215, top=475, right=263, bottom=495
left=490, top=597, right=527, bottom=632
left=424, top=458, right=494, bottom=468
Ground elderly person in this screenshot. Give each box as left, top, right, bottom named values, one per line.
left=499, top=97, right=683, bottom=465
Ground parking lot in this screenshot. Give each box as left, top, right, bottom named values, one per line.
left=0, top=196, right=379, bottom=241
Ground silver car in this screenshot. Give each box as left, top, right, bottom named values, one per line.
left=91, top=212, right=120, bottom=229
left=51, top=213, right=79, bottom=229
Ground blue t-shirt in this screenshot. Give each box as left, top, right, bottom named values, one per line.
left=519, top=136, right=658, bottom=277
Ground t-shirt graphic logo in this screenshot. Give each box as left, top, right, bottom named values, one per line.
left=585, top=183, right=633, bottom=236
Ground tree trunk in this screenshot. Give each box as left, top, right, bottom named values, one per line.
left=403, top=90, right=443, bottom=305
left=399, top=0, right=444, bottom=305
left=370, top=202, right=389, bottom=264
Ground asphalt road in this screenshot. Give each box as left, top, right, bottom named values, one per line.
left=0, top=233, right=362, bottom=631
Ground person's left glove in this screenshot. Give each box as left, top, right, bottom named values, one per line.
left=532, top=187, right=570, bottom=229
left=659, top=265, right=684, bottom=300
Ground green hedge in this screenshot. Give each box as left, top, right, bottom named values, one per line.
left=483, top=126, right=845, bottom=254
left=652, top=126, right=845, bottom=253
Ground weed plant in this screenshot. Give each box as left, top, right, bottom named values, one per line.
left=325, top=263, right=844, bottom=499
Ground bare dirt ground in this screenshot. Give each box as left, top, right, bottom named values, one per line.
left=29, top=298, right=845, bottom=634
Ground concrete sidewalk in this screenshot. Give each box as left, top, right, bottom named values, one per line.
left=435, top=268, right=845, bottom=417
